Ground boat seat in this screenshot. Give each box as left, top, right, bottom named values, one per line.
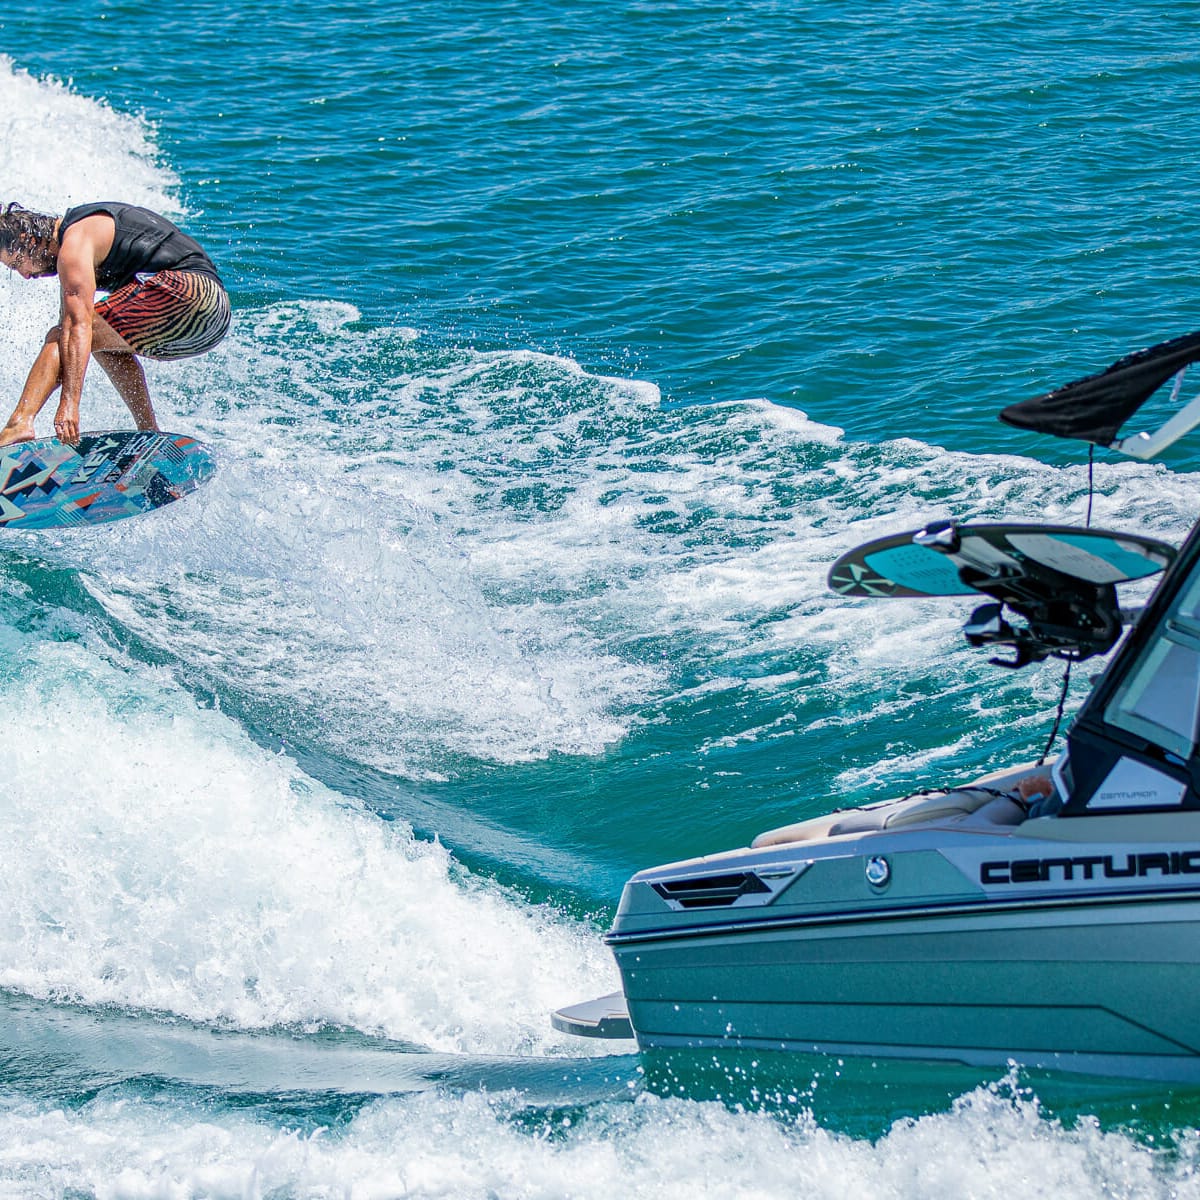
left=883, top=788, right=1018, bottom=829
left=752, top=787, right=1025, bottom=848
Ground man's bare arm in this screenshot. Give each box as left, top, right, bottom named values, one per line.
left=53, top=226, right=102, bottom=442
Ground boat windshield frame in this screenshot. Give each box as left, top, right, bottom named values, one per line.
left=1061, top=516, right=1200, bottom=814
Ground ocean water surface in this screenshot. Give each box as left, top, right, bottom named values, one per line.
left=1, top=0, right=1200, bottom=1194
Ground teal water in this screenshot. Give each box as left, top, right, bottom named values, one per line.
left=1, top=1, right=1200, bottom=1194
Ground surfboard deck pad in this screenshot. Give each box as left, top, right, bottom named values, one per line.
left=0, top=430, right=215, bottom=530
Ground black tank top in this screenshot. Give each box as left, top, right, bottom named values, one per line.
left=58, top=202, right=223, bottom=290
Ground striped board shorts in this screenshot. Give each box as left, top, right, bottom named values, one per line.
left=94, top=269, right=232, bottom=361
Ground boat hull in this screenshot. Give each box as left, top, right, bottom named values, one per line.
left=610, top=893, right=1200, bottom=1079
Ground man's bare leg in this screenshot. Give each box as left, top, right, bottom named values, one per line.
left=0, top=326, right=63, bottom=447
left=93, top=351, right=157, bottom=431
left=64, top=314, right=157, bottom=435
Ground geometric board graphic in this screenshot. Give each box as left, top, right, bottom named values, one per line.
left=0, top=430, right=216, bottom=531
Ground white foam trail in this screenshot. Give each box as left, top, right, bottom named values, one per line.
left=49, top=304, right=675, bottom=777
left=0, top=1075, right=1191, bottom=1198
left=43, top=299, right=1200, bottom=788
left=0, top=625, right=617, bottom=1052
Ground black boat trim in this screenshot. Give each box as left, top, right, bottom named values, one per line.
left=651, top=870, right=774, bottom=909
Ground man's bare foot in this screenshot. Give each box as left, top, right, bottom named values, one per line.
left=0, top=422, right=35, bottom=448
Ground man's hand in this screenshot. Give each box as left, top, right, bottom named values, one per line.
left=53, top=396, right=80, bottom=444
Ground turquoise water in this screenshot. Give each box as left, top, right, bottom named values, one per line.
left=1, top=0, right=1200, bottom=1193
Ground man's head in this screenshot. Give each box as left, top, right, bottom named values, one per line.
left=0, top=203, right=59, bottom=278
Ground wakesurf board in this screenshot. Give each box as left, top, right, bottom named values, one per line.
left=0, top=430, right=215, bottom=531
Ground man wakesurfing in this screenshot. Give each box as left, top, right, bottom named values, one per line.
left=0, top=201, right=230, bottom=446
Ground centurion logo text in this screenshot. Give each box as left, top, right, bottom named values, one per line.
left=981, top=850, right=1200, bottom=885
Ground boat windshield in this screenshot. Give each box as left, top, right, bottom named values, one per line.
left=1104, top=564, right=1200, bottom=760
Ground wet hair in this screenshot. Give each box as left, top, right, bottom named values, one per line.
left=0, top=203, right=58, bottom=253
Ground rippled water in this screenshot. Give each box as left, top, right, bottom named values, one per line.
left=1, top=1, right=1199, bottom=1194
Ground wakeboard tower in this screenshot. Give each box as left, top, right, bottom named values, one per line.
left=1000, top=327, right=1200, bottom=459
left=826, top=328, right=1200, bottom=667
left=829, top=522, right=1176, bottom=668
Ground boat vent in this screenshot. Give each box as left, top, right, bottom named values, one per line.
left=651, top=871, right=773, bottom=909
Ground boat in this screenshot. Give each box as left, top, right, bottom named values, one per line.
left=553, top=331, right=1200, bottom=1081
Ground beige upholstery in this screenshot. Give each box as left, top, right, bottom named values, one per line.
left=750, top=761, right=1054, bottom=848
